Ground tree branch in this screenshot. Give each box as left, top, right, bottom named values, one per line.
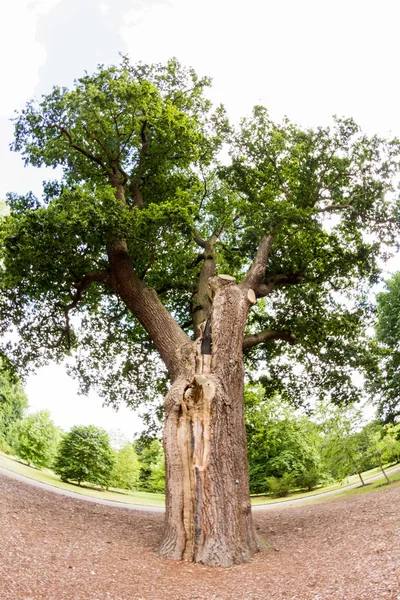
left=243, top=329, right=297, bottom=350
left=62, top=271, right=110, bottom=349
left=240, top=235, right=274, bottom=290
left=255, top=272, right=306, bottom=298
left=59, top=127, right=108, bottom=172
left=193, top=228, right=208, bottom=248
left=65, top=271, right=110, bottom=313
left=130, top=121, right=148, bottom=209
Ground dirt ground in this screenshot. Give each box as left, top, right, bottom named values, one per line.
left=0, top=473, right=399, bottom=600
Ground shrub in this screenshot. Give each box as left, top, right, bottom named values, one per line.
left=267, top=473, right=295, bottom=498
left=296, top=467, right=322, bottom=491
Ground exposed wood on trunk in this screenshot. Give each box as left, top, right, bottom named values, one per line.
left=160, top=275, right=258, bottom=566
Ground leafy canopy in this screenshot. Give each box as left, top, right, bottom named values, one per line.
left=54, top=425, right=115, bottom=486
left=371, top=272, right=400, bottom=422
left=13, top=410, right=60, bottom=468
left=0, top=362, right=28, bottom=445
left=1, top=57, right=400, bottom=408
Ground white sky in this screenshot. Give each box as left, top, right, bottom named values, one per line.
left=1, top=0, right=400, bottom=436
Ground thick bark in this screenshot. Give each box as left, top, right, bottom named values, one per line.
left=159, top=276, right=258, bottom=566
left=107, top=237, right=189, bottom=380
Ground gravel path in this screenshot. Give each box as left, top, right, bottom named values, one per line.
left=1, top=469, right=400, bottom=599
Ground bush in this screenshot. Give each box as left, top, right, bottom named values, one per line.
left=267, top=473, right=295, bottom=498
left=54, top=425, right=115, bottom=487
left=296, top=467, right=322, bottom=491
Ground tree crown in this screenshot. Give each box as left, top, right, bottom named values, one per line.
left=1, top=57, right=400, bottom=408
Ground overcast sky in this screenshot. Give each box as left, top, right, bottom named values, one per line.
left=1, top=0, right=400, bottom=437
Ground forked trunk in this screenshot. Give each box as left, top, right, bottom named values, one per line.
left=159, top=277, right=258, bottom=566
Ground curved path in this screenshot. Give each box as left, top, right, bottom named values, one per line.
left=0, top=465, right=164, bottom=513
left=1, top=462, right=399, bottom=513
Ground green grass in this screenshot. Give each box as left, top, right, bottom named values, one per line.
left=1, top=450, right=399, bottom=509
left=313, top=469, right=400, bottom=503
left=0, top=451, right=165, bottom=507
left=251, top=463, right=400, bottom=506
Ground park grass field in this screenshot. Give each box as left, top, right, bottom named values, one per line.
left=2, top=449, right=399, bottom=508
left=0, top=451, right=165, bottom=507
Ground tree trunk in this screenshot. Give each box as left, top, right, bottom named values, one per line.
left=376, top=453, right=390, bottom=484
left=159, top=276, right=258, bottom=566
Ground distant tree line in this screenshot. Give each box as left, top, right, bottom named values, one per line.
left=1, top=363, right=399, bottom=497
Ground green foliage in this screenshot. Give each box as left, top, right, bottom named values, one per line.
left=266, top=473, right=295, bottom=498
left=109, top=443, right=140, bottom=491
left=133, top=437, right=165, bottom=492
left=147, top=452, right=166, bottom=493
left=379, top=423, right=400, bottom=463
left=13, top=410, right=60, bottom=468
left=295, top=467, right=324, bottom=492
left=245, top=386, right=323, bottom=493
left=0, top=57, right=399, bottom=412
left=372, top=273, right=400, bottom=422
left=0, top=363, right=28, bottom=447
left=54, top=425, right=115, bottom=487
left=315, top=403, right=379, bottom=483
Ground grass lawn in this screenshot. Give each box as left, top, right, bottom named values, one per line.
left=0, top=451, right=165, bottom=507
left=1, top=450, right=399, bottom=509
left=251, top=463, right=400, bottom=506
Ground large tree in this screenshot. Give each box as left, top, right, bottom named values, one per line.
left=0, top=58, right=399, bottom=566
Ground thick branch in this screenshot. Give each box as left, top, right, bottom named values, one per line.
left=193, top=228, right=208, bottom=248
left=107, top=237, right=189, bottom=380
left=240, top=235, right=274, bottom=290
left=65, top=271, right=110, bottom=312
left=255, top=272, right=306, bottom=298
left=243, top=329, right=297, bottom=350
left=192, top=236, right=217, bottom=338
left=316, top=202, right=354, bottom=213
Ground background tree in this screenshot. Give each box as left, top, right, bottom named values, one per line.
left=109, top=443, right=140, bottom=491
left=13, top=410, right=60, bottom=468
left=316, top=403, right=376, bottom=485
left=245, top=386, right=323, bottom=493
left=379, top=423, right=400, bottom=464
left=373, top=272, right=400, bottom=422
left=54, top=425, right=115, bottom=487
left=133, top=437, right=164, bottom=491
left=0, top=363, right=28, bottom=450
left=1, top=58, right=399, bottom=565
left=147, top=450, right=166, bottom=493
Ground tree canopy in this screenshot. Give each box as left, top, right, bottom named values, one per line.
left=0, top=58, right=399, bottom=410
left=13, top=409, right=60, bottom=468
left=0, top=362, right=28, bottom=446
left=372, top=272, right=400, bottom=422
left=54, top=425, right=115, bottom=486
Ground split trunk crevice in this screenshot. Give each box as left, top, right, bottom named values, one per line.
left=160, top=276, right=258, bottom=566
